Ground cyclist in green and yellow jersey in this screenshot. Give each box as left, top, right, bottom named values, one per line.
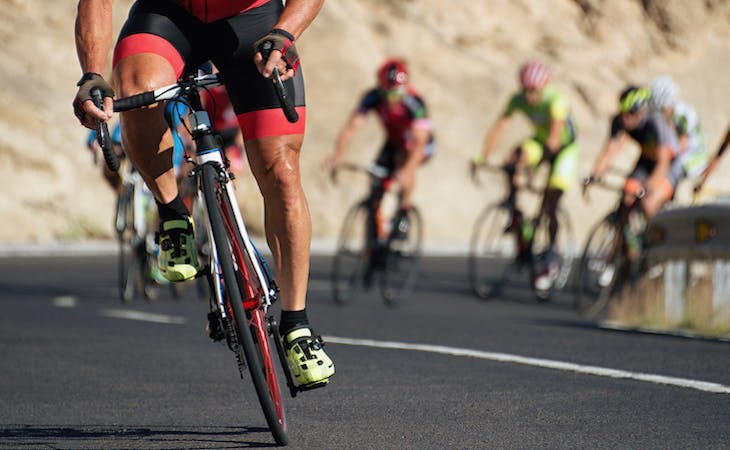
left=471, top=60, right=579, bottom=291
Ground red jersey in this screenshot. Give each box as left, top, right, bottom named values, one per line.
left=174, top=0, right=269, bottom=23
left=201, top=85, right=239, bottom=132
left=357, top=87, right=432, bottom=149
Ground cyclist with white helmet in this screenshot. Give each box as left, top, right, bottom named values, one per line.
left=649, top=75, right=710, bottom=190
left=471, top=60, right=579, bottom=291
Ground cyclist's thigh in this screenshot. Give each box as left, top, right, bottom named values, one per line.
left=211, top=0, right=306, bottom=142
left=375, top=142, right=398, bottom=174
left=547, top=141, right=578, bottom=191
left=112, top=0, right=203, bottom=85
left=623, top=160, right=651, bottom=204
left=520, top=138, right=544, bottom=169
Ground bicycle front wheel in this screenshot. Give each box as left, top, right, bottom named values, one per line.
left=574, top=214, right=620, bottom=317
left=200, top=164, right=288, bottom=446
left=116, top=185, right=140, bottom=302
left=381, top=207, right=423, bottom=306
left=468, top=203, right=520, bottom=299
left=331, top=201, right=371, bottom=304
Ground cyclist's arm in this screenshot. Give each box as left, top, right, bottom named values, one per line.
left=477, top=116, right=509, bottom=163
left=648, top=145, right=673, bottom=185
left=272, top=0, right=324, bottom=39
left=546, top=118, right=565, bottom=154
left=696, top=126, right=730, bottom=188
left=327, top=111, right=367, bottom=170
left=591, top=132, right=628, bottom=179
left=546, top=93, right=570, bottom=154
left=398, top=125, right=429, bottom=180
left=255, top=0, right=324, bottom=80
left=75, top=0, right=114, bottom=120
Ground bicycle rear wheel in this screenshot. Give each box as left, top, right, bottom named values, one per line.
left=381, top=207, right=423, bottom=306
left=468, top=203, right=520, bottom=299
left=574, top=213, right=620, bottom=317
left=331, top=201, right=371, bottom=304
left=200, top=163, right=288, bottom=446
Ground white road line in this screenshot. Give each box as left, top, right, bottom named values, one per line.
left=325, top=336, right=730, bottom=395
left=52, top=296, right=78, bottom=308
left=101, top=309, right=186, bottom=325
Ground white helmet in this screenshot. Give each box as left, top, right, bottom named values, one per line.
left=650, top=75, right=679, bottom=111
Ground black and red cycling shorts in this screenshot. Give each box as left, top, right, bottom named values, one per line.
left=112, top=0, right=305, bottom=141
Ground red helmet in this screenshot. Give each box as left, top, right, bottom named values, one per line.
left=519, top=60, right=551, bottom=90
left=377, top=59, right=409, bottom=90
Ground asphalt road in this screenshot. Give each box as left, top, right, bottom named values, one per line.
left=0, top=254, right=728, bottom=449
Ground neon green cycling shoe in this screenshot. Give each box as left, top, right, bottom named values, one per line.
left=156, top=217, right=198, bottom=282
left=282, top=326, right=335, bottom=387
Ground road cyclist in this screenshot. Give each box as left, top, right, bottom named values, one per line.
left=470, top=60, right=580, bottom=296
left=578, top=85, right=681, bottom=315
left=73, top=0, right=334, bottom=412
left=324, top=58, right=434, bottom=303
left=649, top=75, right=710, bottom=196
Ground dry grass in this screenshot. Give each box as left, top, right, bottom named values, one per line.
left=609, top=262, right=730, bottom=338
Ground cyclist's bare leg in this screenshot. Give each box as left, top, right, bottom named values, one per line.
left=245, top=135, right=309, bottom=312
left=505, top=145, right=530, bottom=202
left=641, top=177, right=672, bottom=220
left=113, top=53, right=179, bottom=204
left=539, top=188, right=563, bottom=246
left=393, top=150, right=417, bottom=209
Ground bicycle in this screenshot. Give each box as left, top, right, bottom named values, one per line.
left=574, top=173, right=650, bottom=317
left=93, top=65, right=306, bottom=446
left=468, top=164, right=574, bottom=301
left=113, top=165, right=170, bottom=302
left=331, top=162, right=423, bottom=307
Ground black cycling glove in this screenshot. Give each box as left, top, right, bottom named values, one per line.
left=73, top=72, right=115, bottom=124
left=253, top=28, right=300, bottom=73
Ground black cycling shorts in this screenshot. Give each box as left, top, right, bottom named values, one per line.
left=112, top=0, right=305, bottom=140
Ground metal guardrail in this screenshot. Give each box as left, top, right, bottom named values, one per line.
left=644, top=200, right=730, bottom=326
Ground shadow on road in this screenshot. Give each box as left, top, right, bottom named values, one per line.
left=0, top=424, right=279, bottom=449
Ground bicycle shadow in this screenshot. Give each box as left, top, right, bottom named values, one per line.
left=0, top=424, right=279, bottom=449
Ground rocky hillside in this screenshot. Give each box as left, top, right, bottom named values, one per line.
left=1, top=0, right=728, bottom=247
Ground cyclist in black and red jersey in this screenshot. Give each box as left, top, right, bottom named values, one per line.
left=324, top=58, right=435, bottom=210
left=72, top=0, right=333, bottom=387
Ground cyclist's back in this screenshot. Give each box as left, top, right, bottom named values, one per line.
left=357, top=85, right=434, bottom=152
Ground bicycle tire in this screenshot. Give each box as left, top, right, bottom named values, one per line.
left=381, top=206, right=423, bottom=306
left=117, top=185, right=138, bottom=302
left=574, top=213, right=621, bottom=317
left=529, top=207, right=575, bottom=301
left=468, top=203, right=520, bottom=299
left=331, top=201, right=371, bottom=304
left=200, top=163, right=288, bottom=446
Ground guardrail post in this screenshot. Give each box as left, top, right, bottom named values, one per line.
left=713, top=260, right=730, bottom=325
left=663, top=259, right=686, bottom=323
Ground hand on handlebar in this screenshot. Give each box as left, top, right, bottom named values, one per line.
left=73, top=72, right=114, bottom=129
left=470, top=154, right=486, bottom=183
left=253, top=29, right=299, bottom=81
left=323, top=155, right=342, bottom=182
left=581, top=175, right=595, bottom=197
